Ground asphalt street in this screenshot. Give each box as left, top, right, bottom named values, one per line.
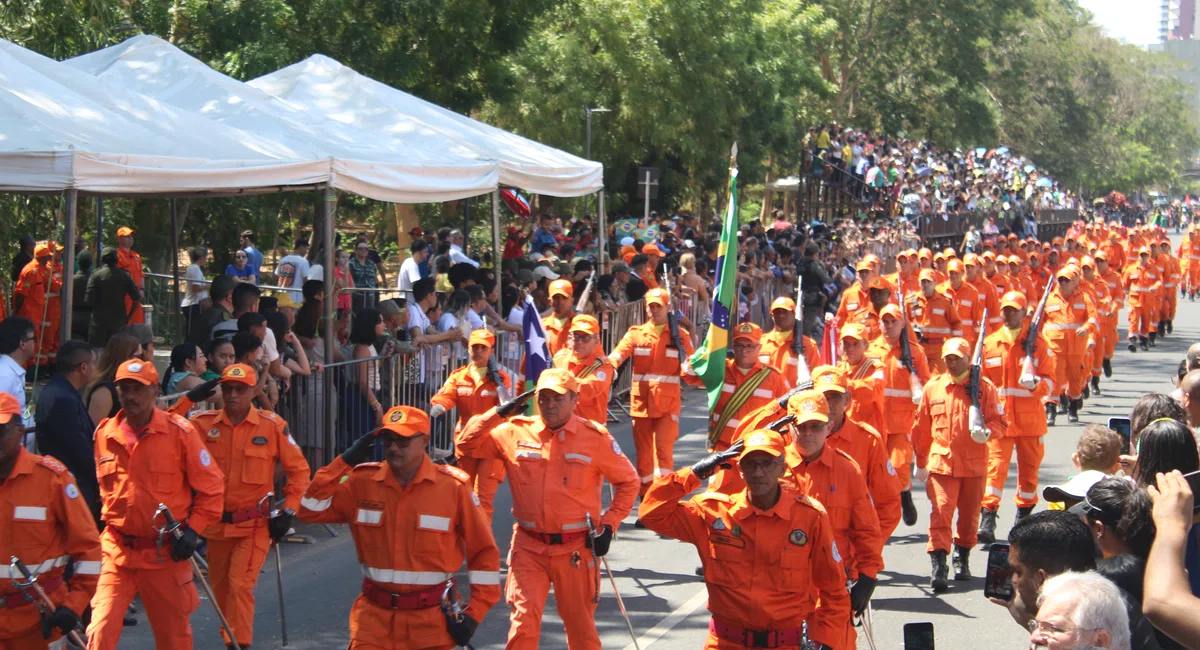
left=114, top=232, right=1195, bottom=650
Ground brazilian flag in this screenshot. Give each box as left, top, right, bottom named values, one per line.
left=689, top=145, right=739, bottom=412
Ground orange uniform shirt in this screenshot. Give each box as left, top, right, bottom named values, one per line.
left=912, top=374, right=1006, bottom=477
left=94, top=408, right=226, bottom=568
left=15, top=260, right=59, bottom=328
left=825, top=416, right=902, bottom=539
left=759, top=328, right=819, bottom=386
left=117, top=247, right=145, bottom=322
left=542, top=314, right=574, bottom=356
left=908, top=291, right=961, bottom=342
left=609, top=321, right=695, bottom=420
left=1123, top=262, right=1160, bottom=307
left=552, top=348, right=615, bottom=424
left=785, top=445, right=882, bottom=581
left=431, top=364, right=513, bottom=431
left=966, top=275, right=1002, bottom=331
left=835, top=283, right=870, bottom=324
left=709, top=360, right=791, bottom=451
left=982, top=326, right=1056, bottom=439
left=838, top=357, right=886, bottom=437
left=938, top=281, right=984, bottom=345
left=1042, top=288, right=1099, bottom=356
left=866, top=334, right=931, bottom=436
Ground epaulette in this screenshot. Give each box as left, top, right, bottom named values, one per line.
left=194, top=409, right=222, bottom=419
left=796, top=493, right=827, bottom=514
left=169, top=413, right=196, bottom=431
left=37, top=455, right=68, bottom=475
left=698, top=491, right=731, bottom=503
left=350, top=461, right=384, bottom=474
left=580, top=418, right=609, bottom=435
left=437, top=464, right=471, bottom=482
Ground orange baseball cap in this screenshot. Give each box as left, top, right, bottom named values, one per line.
left=933, top=252, right=945, bottom=262
left=1093, top=250, right=1108, bottom=261
left=811, top=365, right=847, bottom=394
left=569, top=315, right=600, bottom=335
left=34, top=242, right=52, bottom=258
left=856, top=260, right=873, bottom=272
left=115, top=359, right=158, bottom=386
left=941, top=338, right=971, bottom=359
left=536, top=367, right=580, bottom=394
left=1056, top=265, right=1078, bottom=280
left=468, top=329, right=496, bottom=348
left=219, top=363, right=257, bottom=386
left=864, top=254, right=881, bottom=266
left=549, top=279, right=574, bottom=298
left=918, top=269, right=936, bottom=283
left=943, top=247, right=957, bottom=257
left=880, top=304, right=903, bottom=320
left=771, top=296, right=796, bottom=312
left=0, top=393, right=19, bottom=425
left=786, top=390, right=830, bottom=424
left=1080, top=255, right=1095, bottom=269
left=946, top=259, right=964, bottom=274
left=737, top=429, right=787, bottom=460
left=1138, top=247, right=1150, bottom=256
left=981, top=251, right=996, bottom=262
left=896, top=250, right=911, bottom=260
left=117, top=226, right=135, bottom=237
left=1000, top=291, right=1028, bottom=311
left=642, top=243, right=663, bottom=257
left=840, top=323, right=869, bottom=342
left=867, top=276, right=892, bottom=291
left=732, top=322, right=762, bottom=344
left=994, top=256, right=1008, bottom=266
left=918, top=248, right=933, bottom=259
left=963, top=253, right=980, bottom=267
left=645, top=288, right=669, bottom=306
left=377, top=406, right=431, bottom=438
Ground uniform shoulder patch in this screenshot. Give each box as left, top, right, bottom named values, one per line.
left=698, top=491, right=731, bottom=503
left=581, top=419, right=609, bottom=435
left=437, top=464, right=471, bottom=483
left=37, top=455, right=68, bottom=474
left=170, top=413, right=196, bottom=433
left=797, top=493, right=828, bottom=515
left=261, top=410, right=280, bottom=422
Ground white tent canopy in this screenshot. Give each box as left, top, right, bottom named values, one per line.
left=66, top=36, right=499, bottom=203
left=0, top=38, right=328, bottom=195
left=249, top=54, right=603, bottom=198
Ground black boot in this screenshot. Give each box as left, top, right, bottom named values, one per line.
left=1091, top=376, right=1101, bottom=396
left=901, top=490, right=918, bottom=526
left=1014, top=505, right=1034, bottom=526
left=1103, top=358, right=1112, bottom=377
left=1140, top=337, right=1150, bottom=351
left=953, top=545, right=972, bottom=581
left=1129, top=339, right=1137, bottom=352
left=930, top=550, right=949, bottom=593
left=977, top=508, right=997, bottom=546
left=1169, top=320, right=1174, bottom=333
left=1081, top=383, right=1090, bottom=400
left=1067, top=398, right=1080, bottom=423
left=1057, top=396, right=1069, bottom=414
left=1150, top=331, right=1157, bottom=347
left=1045, top=402, right=1057, bottom=426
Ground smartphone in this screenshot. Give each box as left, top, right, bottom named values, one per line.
left=1108, top=417, right=1131, bottom=455
left=983, top=543, right=1013, bottom=601
left=903, top=622, right=935, bottom=650
left=1183, top=470, right=1200, bottom=513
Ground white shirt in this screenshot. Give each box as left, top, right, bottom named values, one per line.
left=407, top=303, right=431, bottom=377
left=263, top=328, right=280, bottom=364
left=0, top=355, right=32, bottom=447
left=181, top=264, right=208, bottom=307
left=448, top=244, right=479, bottom=268
left=307, top=264, right=324, bottom=281
left=275, top=255, right=310, bottom=301
left=397, top=257, right=423, bottom=300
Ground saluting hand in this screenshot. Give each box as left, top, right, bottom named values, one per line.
left=497, top=390, right=535, bottom=418
left=690, top=440, right=744, bottom=480
left=340, top=434, right=375, bottom=467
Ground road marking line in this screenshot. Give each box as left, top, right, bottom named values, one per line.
left=622, top=587, right=709, bottom=650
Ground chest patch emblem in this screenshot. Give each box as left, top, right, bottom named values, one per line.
left=207, top=428, right=221, bottom=439
left=251, top=436, right=268, bottom=446
left=712, top=518, right=727, bottom=531
left=789, top=529, right=808, bottom=546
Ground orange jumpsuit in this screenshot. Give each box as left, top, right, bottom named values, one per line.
left=456, top=410, right=639, bottom=650
left=15, top=259, right=61, bottom=367
left=1100, top=266, right=1124, bottom=360
left=1042, top=287, right=1098, bottom=401
left=542, top=314, right=573, bottom=356
left=835, top=282, right=870, bottom=325
left=89, top=408, right=226, bottom=650
left=1162, top=252, right=1181, bottom=322
left=639, top=469, right=851, bottom=650
left=432, top=364, right=514, bottom=521
left=842, top=304, right=884, bottom=343
left=908, top=292, right=961, bottom=374
left=551, top=348, right=615, bottom=425
left=116, top=247, right=145, bottom=325
left=1079, top=272, right=1111, bottom=379
left=838, top=357, right=885, bottom=436
left=608, top=321, right=695, bottom=488
left=759, top=328, right=819, bottom=386
left=297, top=455, right=501, bottom=650
left=1186, top=235, right=1200, bottom=294
left=939, top=281, right=983, bottom=348
left=981, top=326, right=1055, bottom=511
left=190, top=407, right=312, bottom=647
left=966, top=274, right=1002, bottom=333
left=825, top=416, right=903, bottom=541
left=866, top=334, right=931, bottom=492
left=708, top=360, right=791, bottom=452
left=1, top=450, right=101, bottom=650
left=1124, top=259, right=1160, bottom=339
left=912, top=373, right=1005, bottom=553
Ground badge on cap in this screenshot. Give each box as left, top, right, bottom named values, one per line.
left=800, top=399, right=818, bottom=413
left=747, top=431, right=769, bottom=446
left=789, top=529, right=808, bottom=546
left=817, top=374, right=836, bottom=385
left=229, top=366, right=245, bottom=378
left=389, top=410, right=405, bottom=423
left=126, top=362, right=143, bottom=373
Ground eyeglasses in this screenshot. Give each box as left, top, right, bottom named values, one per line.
left=21, top=336, right=35, bottom=343
left=1026, top=619, right=1099, bottom=636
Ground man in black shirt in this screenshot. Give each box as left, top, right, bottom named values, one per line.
left=11, top=235, right=33, bottom=284
left=34, top=340, right=100, bottom=522
left=192, top=274, right=237, bottom=347
left=84, top=247, right=140, bottom=347
left=617, top=259, right=647, bottom=302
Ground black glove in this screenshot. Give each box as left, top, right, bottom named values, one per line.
left=41, top=605, right=81, bottom=639
left=268, top=509, right=294, bottom=543
left=170, top=526, right=200, bottom=562
left=690, top=440, right=744, bottom=480
left=184, top=377, right=220, bottom=403
left=445, top=613, right=478, bottom=646
left=766, top=414, right=796, bottom=432
left=497, top=390, right=535, bottom=418
left=341, top=433, right=375, bottom=467
left=849, top=574, right=877, bottom=616
left=588, top=524, right=613, bottom=557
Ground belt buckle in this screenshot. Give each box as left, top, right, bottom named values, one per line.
left=746, top=629, right=770, bottom=647
left=389, top=592, right=401, bottom=609
left=548, top=533, right=563, bottom=544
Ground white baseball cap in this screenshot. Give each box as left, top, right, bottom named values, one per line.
left=1042, top=470, right=1109, bottom=503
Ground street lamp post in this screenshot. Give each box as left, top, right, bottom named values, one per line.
left=584, top=106, right=610, bottom=219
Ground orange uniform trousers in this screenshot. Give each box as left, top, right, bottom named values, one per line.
left=633, top=414, right=679, bottom=494
left=982, top=436, right=1045, bottom=510
left=206, top=529, right=273, bottom=646
left=346, top=594, right=462, bottom=650
left=1128, top=301, right=1155, bottom=338
left=86, top=551, right=199, bottom=650
left=1163, top=287, right=1178, bottom=321
left=456, top=457, right=506, bottom=522
left=505, top=537, right=599, bottom=650
left=925, top=473, right=986, bottom=553
left=888, top=433, right=914, bottom=492
left=0, top=628, right=62, bottom=650
left=1049, top=352, right=1087, bottom=402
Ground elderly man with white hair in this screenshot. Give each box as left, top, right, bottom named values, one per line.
left=1030, top=571, right=1131, bottom=650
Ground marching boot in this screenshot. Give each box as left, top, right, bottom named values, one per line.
left=1057, top=396, right=1069, bottom=414
left=977, top=508, right=998, bottom=546
left=1067, top=398, right=1080, bottom=423
left=1140, top=337, right=1150, bottom=351
left=1103, top=358, right=1113, bottom=377
left=952, top=545, right=972, bottom=581
left=1014, top=505, right=1034, bottom=526
left=1129, top=338, right=1137, bottom=352
left=1045, top=402, right=1057, bottom=426
left=901, top=490, right=918, bottom=526
left=1091, top=376, right=1101, bottom=396
left=1169, top=319, right=1174, bottom=333
left=1081, top=383, right=1090, bottom=400
left=1150, top=331, right=1157, bottom=347
left=930, top=550, right=950, bottom=593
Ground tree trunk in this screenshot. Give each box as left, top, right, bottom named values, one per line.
left=394, top=203, right=420, bottom=250
left=761, top=155, right=775, bottom=222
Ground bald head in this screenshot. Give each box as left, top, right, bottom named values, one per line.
left=1183, top=370, right=1200, bottom=402
left=1188, top=343, right=1200, bottom=371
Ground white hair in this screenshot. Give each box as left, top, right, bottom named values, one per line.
left=1037, top=571, right=1131, bottom=650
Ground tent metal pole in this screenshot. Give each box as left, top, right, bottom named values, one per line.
left=597, top=190, right=607, bottom=273
left=463, top=198, right=470, bottom=257
left=491, top=190, right=502, bottom=309
left=95, top=197, right=104, bottom=258
left=171, top=199, right=182, bottom=338
left=60, top=189, right=77, bottom=344
left=321, top=186, right=337, bottom=460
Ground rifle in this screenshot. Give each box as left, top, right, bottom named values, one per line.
left=487, top=356, right=511, bottom=402
left=662, top=268, right=684, bottom=352
left=968, top=309, right=988, bottom=442
left=1021, top=274, right=1055, bottom=386
left=792, top=273, right=812, bottom=383
left=576, top=269, right=597, bottom=315
left=895, top=288, right=923, bottom=404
